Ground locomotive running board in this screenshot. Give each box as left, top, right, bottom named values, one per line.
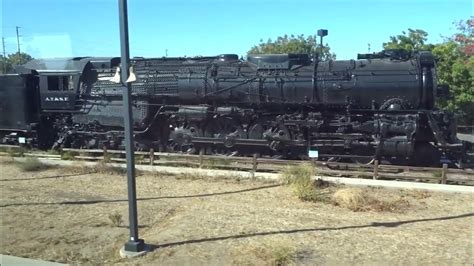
left=189, top=137, right=347, bottom=151
left=189, top=137, right=306, bottom=147
left=189, top=137, right=309, bottom=152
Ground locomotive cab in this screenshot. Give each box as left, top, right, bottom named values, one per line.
left=17, top=57, right=93, bottom=111
left=38, top=73, right=78, bottom=110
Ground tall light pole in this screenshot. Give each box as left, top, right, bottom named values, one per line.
left=118, top=0, right=147, bottom=256
left=317, top=29, right=328, bottom=60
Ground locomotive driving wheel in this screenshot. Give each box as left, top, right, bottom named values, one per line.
left=263, top=124, right=292, bottom=158
left=168, top=122, right=202, bottom=154
left=203, top=117, right=244, bottom=155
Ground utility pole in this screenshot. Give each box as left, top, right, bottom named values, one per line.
left=16, top=26, right=21, bottom=64
left=2, top=37, right=6, bottom=73
left=2, top=37, right=5, bottom=58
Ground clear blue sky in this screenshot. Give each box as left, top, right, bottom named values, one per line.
left=1, top=0, right=472, bottom=59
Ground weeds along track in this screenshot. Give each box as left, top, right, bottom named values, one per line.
left=1, top=144, right=473, bottom=186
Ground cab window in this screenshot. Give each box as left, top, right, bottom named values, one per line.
left=47, top=75, right=74, bottom=91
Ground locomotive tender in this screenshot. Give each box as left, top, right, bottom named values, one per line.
left=0, top=50, right=467, bottom=166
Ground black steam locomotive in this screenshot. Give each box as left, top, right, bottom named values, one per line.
left=0, top=50, right=467, bottom=166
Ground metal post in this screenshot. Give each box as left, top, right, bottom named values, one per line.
left=118, top=0, right=146, bottom=254
left=319, top=35, right=323, bottom=58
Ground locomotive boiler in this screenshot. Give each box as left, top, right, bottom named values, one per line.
left=0, top=49, right=467, bottom=166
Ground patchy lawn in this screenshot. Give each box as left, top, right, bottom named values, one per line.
left=0, top=157, right=473, bottom=265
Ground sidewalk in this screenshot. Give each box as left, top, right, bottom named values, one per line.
left=0, top=255, right=67, bottom=266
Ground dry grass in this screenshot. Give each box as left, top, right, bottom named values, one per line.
left=6, top=147, right=26, bottom=157
left=174, top=171, right=253, bottom=184
left=406, top=189, right=432, bottom=199
left=90, top=160, right=127, bottom=175
left=279, top=163, right=332, bottom=202
left=134, top=154, right=145, bottom=164
left=60, top=150, right=78, bottom=160
left=280, top=163, right=316, bottom=185
left=15, top=157, right=50, bottom=172
left=108, top=212, right=123, bottom=227
left=432, top=170, right=442, bottom=178
left=331, top=188, right=368, bottom=211
left=369, top=197, right=410, bottom=212
left=332, top=188, right=410, bottom=212
left=1, top=157, right=473, bottom=265
left=67, top=161, right=95, bottom=174
left=234, top=240, right=298, bottom=265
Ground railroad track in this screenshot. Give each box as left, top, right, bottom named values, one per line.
left=1, top=144, right=473, bottom=186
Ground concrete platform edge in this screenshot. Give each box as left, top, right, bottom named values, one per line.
left=10, top=157, right=474, bottom=194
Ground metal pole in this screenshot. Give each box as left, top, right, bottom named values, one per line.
left=2, top=37, right=6, bottom=73
left=316, top=29, right=327, bottom=61
left=319, top=35, right=323, bottom=60
left=15, top=26, right=21, bottom=63
left=2, top=37, right=5, bottom=58
left=119, top=0, right=146, bottom=253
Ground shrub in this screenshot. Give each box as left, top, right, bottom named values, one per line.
left=7, top=147, right=26, bottom=157
left=134, top=154, right=145, bottom=164
left=16, top=157, right=49, bottom=172
left=271, top=245, right=297, bottom=265
left=61, top=151, right=78, bottom=160
left=92, top=160, right=126, bottom=175
left=236, top=240, right=297, bottom=266
left=108, top=212, right=123, bottom=227
left=331, top=188, right=368, bottom=211
left=280, top=163, right=316, bottom=185
left=332, top=188, right=410, bottom=212
left=432, top=170, right=442, bottom=178
left=279, top=163, right=327, bottom=202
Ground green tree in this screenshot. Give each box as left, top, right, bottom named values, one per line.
left=432, top=19, right=474, bottom=125
left=383, top=28, right=435, bottom=51
left=0, top=55, right=11, bottom=74
left=383, top=21, right=473, bottom=125
left=0, top=52, right=33, bottom=74
left=248, top=34, right=336, bottom=60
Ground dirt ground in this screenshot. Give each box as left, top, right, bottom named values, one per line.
left=0, top=157, right=473, bottom=265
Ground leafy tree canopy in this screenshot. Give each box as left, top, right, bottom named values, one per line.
left=0, top=52, right=33, bottom=74
left=248, top=34, right=336, bottom=60
left=383, top=19, right=473, bottom=125
left=383, top=28, right=435, bottom=51
left=432, top=19, right=474, bottom=125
